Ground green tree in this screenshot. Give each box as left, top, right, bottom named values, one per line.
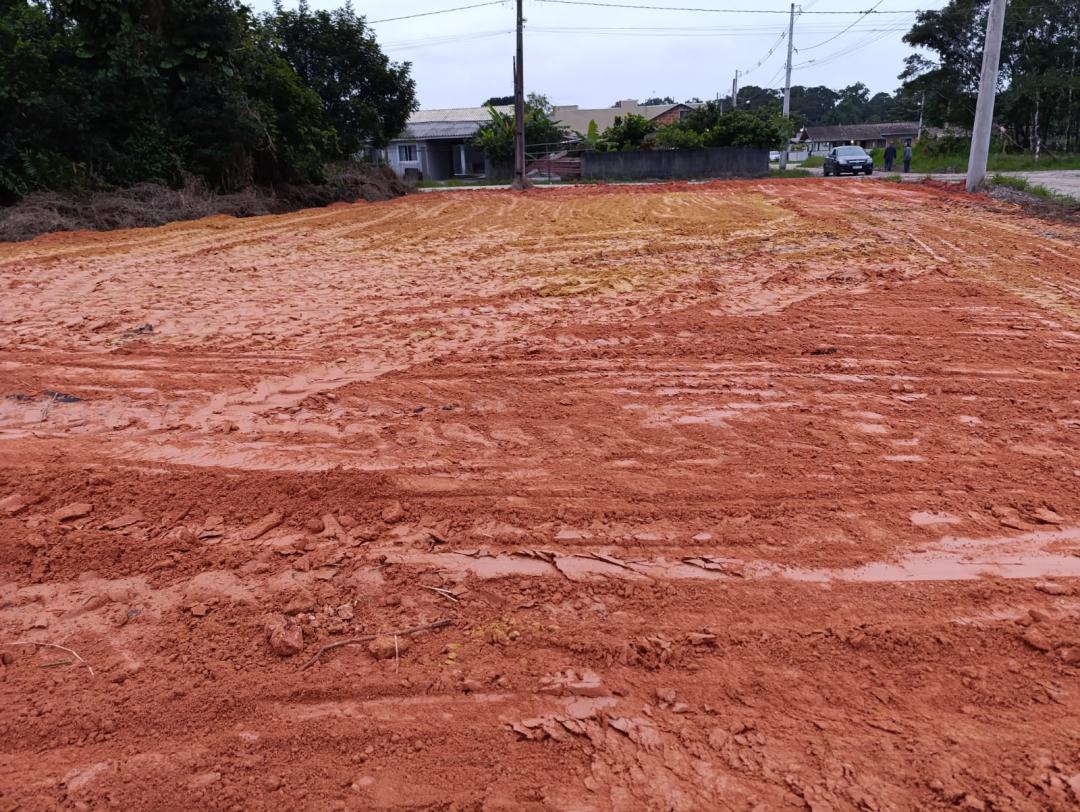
left=654, top=126, right=704, bottom=149
left=600, top=114, right=657, bottom=150
left=642, top=96, right=675, bottom=105
left=902, top=0, right=1080, bottom=150
left=704, top=110, right=791, bottom=148
left=585, top=119, right=600, bottom=146
left=472, top=99, right=565, bottom=160
left=262, top=0, right=417, bottom=153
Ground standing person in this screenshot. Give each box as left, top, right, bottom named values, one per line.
left=903, top=141, right=913, bottom=173
left=884, top=141, right=897, bottom=172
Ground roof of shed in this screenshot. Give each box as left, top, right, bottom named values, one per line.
left=801, top=122, right=920, bottom=142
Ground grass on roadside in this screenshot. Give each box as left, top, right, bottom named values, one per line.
left=769, top=168, right=812, bottom=178
left=989, top=174, right=1079, bottom=208
left=867, top=147, right=1080, bottom=174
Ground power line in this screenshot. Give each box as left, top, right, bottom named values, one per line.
left=529, top=22, right=906, bottom=32
left=382, top=29, right=511, bottom=49
left=798, top=0, right=882, bottom=51
left=528, top=24, right=905, bottom=36
left=536, top=0, right=924, bottom=14
left=369, top=1, right=506, bottom=24
left=792, top=25, right=904, bottom=68
left=741, top=30, right=787, bottom=76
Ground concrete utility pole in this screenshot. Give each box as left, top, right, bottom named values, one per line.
left=966, top=0, right=1008, bottom=192
left=732, top=70, right=739, bottom=109
left=780, top=3, right=796, bottom=170
left=512, top=0, right=529, bottom=190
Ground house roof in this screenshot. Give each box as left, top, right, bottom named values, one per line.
left=800, top=122, right=920, bottom=142
left=552, top=100, right=692, bottom=135
left=395, top=105, right=513, bottom=141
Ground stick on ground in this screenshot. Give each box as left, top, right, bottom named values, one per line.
left=300, top=619, right=453, bottom=671
left=3, top=640, right=95, bottom=677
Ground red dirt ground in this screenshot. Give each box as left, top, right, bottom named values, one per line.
left=2, top=179, right=1080, bottom=810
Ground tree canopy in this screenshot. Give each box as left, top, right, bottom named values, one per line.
left=0, top=0, right=417, bottom=202
left=901, top=0, right=1079, bottom=150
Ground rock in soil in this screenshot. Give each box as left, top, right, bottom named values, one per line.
left=368, top=635, right=411, bottom=660
left=266, top=616, right=304, bottom=657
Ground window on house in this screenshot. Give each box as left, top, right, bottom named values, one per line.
left=398, top=144, right=417, bottom=162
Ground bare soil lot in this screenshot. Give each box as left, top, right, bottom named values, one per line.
left=2, top=179, right=1080, bottom=810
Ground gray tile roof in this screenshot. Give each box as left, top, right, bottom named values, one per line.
left=801, top=122, right=920, bottom=142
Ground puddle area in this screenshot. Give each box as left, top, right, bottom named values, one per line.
left=388, top=527, right=1080, bottom=585
left=784, top=527, right=1080, bottom=583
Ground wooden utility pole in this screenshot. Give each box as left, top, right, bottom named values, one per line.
left=779, top=3, right=796, bottom=170
left=966, top=0, right=1008, bottom=192
left=512, top=0, right=529, bottom=190
left=732, top=70, right=739, bottom=109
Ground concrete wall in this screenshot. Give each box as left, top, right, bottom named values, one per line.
left=582, top=146, right=768, bottom=181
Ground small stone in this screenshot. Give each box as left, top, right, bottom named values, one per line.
left=567, top=671, right=605, bottom=697
left=336, top=603, right=354, bottom=621
left=337, top=515, right=356, bottom=529
left=187, top=771, right=221, bottom=789
left=368, top=635, right=411, bottom=660
left=53, top=502, right=92, bottom=522
left=266, top=616, right=304, bottom=657
left=189, top=603, right=209, bottom=617
left=101, top=513, right=142, bottom=531
left=1059, top=648, right=1080, bottom=665
left=240, top=511, right=283, bottom=541
left=381, top=502, right=405, bottom=524
left=1022, top=628, right=1053, bottom=652
left=304, top=518, right=324, bottom=534
left=1032, top=507, right=1065, bottom=525
left=0, top=493, right=29, bottom=515
left=1035, top=581, right=1070, bottom=596
left=283, top=594, right=316, bottom=616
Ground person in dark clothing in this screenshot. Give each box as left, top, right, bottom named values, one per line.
left=903, top=142, right=913, bottom=173
left=883, top=142, right=897, bottom=172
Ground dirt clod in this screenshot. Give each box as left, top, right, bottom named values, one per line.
left=52, top=502, right=92, bottom=522
left=368, top=636, right=410, bottom=660
left=266, top=616, right=304, bottom=657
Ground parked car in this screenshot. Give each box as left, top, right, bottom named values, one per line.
left=823, top=145, right=873, bottom=176
left=769, top=150, right=781, bottom=162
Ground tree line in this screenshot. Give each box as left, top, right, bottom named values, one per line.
left=0, top=0, right=418, bottom=203
left=902, top=0, right=1078, bottom=153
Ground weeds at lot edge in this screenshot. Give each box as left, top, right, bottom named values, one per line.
left=992, top=174, right=1080, bottom=209
left=769, top=168, right=812, bottom=178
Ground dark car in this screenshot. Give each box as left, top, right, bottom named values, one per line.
left=823, top=145, right=873, bottom=176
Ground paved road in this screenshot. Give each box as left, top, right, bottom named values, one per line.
left=794, top=166, right=1080, bottom=199
left=423, top=168, right=1080, bottom=199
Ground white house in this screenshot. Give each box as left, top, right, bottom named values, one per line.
left=386, top=106, right=512, bottom=181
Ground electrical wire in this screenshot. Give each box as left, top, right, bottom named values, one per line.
left=536, top=0, right=925, bottom=14
left=797, top=0, right=882, bottom=51
left=792, top=25, right=904, bottom=68
left=381, top=29, right=512, bottom=49
left=369, top=1, right=506, bottom=24
left=527, top=22, right=908, bottom=32
left=741, top=30, right=787, bottom=77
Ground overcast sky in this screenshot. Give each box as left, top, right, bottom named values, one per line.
left=254, top=0, right=947, bottom=109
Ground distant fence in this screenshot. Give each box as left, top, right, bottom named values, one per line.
left=582, top=146, right=768, bottom=181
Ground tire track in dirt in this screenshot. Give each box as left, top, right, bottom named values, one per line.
left=2, top=179, right=1080, bottom=810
